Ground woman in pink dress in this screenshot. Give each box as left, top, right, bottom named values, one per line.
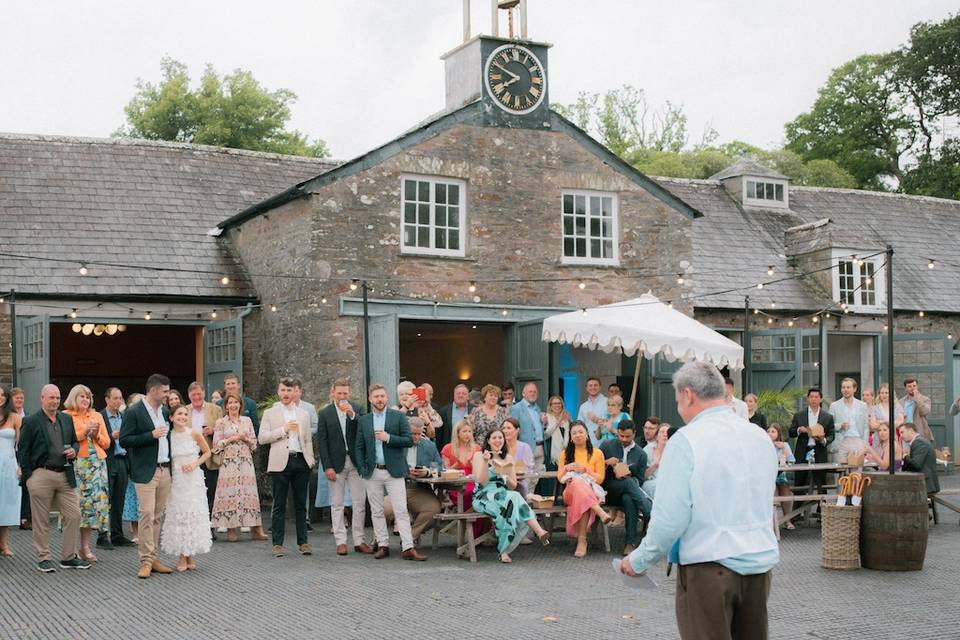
left=210, top=392, right=268, bottom=542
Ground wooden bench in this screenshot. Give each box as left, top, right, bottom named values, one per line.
left=434, top=505, right=611, bottom=562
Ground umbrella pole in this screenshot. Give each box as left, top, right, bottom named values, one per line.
left=628, top=352, right=642, bottom=419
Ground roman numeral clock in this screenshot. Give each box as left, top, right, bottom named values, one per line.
left=484, top=43, right=545, bottom=115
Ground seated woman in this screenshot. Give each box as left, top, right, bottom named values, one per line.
left=768, top=424, right=796, bottom=530
left=440, top=420, right=481, bottom=507
left=500, top=418, right=533, bottom=496
left=557, top=421, right=610, bottom=558
left=864, top=421, right=903, bottom=471
left=471, top=428, right=550, bottom=563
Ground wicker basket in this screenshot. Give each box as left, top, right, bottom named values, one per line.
left=820, top=504, right=862, bottom=570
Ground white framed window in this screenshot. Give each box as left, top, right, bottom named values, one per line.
left=400, top=175, right=466, bottom=257
left=832, top=250, right=884, bottom=311
left=561, top=190, right=618, bottom=265
left=743, top=177, right=788, bottom=208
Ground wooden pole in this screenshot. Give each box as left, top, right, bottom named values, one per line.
left=885, top=245, right=895, bottom=475
left=628, top=351, right=642, bottom=419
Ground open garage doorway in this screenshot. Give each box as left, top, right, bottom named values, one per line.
left=399, top=320, right=505, bottom=403
left=50, top=321, right=201, bottom=404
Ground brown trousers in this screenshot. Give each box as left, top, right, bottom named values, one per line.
left=676, top=562, right=772, bottom=640
left=134, top=466, right=171, bottom=565
left=382, top=482, right=442, bottom=540
left=26, top=469, right=81, bottom=562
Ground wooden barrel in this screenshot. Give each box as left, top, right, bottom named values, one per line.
left=859, top=472, right=928, bottom=571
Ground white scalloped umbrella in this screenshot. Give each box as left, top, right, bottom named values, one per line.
left=542, top=293, right=744, bottom=411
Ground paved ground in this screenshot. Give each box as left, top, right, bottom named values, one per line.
left=1, top=475, right=957, bottom=640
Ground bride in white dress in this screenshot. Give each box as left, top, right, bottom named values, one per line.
left=160, top=405, right=213, bottom=571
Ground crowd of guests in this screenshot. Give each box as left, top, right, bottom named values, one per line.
left=0, top=370, right=952, bottom=575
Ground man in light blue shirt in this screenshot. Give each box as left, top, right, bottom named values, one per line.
left=576, top=377, right=607, bottom=447
left=621, top=362, right=778, bottom=640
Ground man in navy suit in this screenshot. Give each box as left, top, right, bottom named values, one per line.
left=119, top=373, right=174, bottom=579
left=356, top=383, right=427, bottom=561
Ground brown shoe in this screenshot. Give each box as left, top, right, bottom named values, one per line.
left=401, top=547, right=427, bottom=562
left=373, top=546, right=390, bottom=559
left=336, top=544, right=348, bottom=556
left=354, top=543, right=374, bottom=554
left=150, top=560, right=173, bottom=574
left=622, top=543, right=636, bottom=556
left=272, top=545, right=285, bottom=557
left=299, top=544, right=312, bottom=556
left=137, top=563, right=152, bottom=579
left=251, top=528, right=269, bottom=541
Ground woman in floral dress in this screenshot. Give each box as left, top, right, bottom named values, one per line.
left=64, top=384, right=111, bottom=562
left=210, top=392, right=267, bottom=541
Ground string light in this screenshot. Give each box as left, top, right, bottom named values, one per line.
left=468, top=281, right=477, bottom=293
left=813, top=315, right=819, bottom=323
left=211, top=310, right=217, bottom=319
left=668, top=301, right=674, bottom=309
left=501, top=309, right=509, bottom=316
left=321, top=297, right=327, bottom=304
left=70, top=308, right=78, bottom=319
left=580, top=308, right=587, bottom=316
left=471, top=325, right=478, bottom=329
left=270, top=304, right=277, bottom=312
left=578, top=280, right=586, bottom=290
left=928, top=259, right=935, bottom=269
left=919, top=311, right=925, bottom=317
left=349, top=280, right=358, bottom=291
left=767, top=265, right=774, bottom=276
left=144, top=311, right=152, bottom=320
left=220, top=276, right=230, bottom=285
left=753, top=308, right=759, bottom=315
left=79, top=263, right=88, bottom=276
left=770, top=301, right=776, bottom=308
left=756, top=283, right=763, bottom=289
left=767, top=317, right=773, bottom=324
left=788, top=320, right=795, bottom=327
left=676, top=274, right=684, bottom=285
left=865, top=276, right=872, bottom=285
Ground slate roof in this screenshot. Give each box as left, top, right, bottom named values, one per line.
left=654, top=176, right=960, bottom=313
left=709, top=156, right=788, bottom=181
left=0, top=134, right=337, bottom=300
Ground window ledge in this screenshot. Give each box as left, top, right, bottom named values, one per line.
left=398, top=251, right=477, bottom=262
left=557, top=258, right=621, bottom=269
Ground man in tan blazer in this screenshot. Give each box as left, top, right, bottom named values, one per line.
left=258, top=377, right=315, bottom=557
left=186, top=381, right=224, bottom=531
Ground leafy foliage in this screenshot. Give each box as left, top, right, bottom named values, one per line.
left=755, top=388, right=807, bottom=430
left=115, top=57, right=329, bottom=158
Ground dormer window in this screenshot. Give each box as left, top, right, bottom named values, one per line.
left=833, top=250, right=884, bottom=311
left=743, top=178, right=788, bottom=208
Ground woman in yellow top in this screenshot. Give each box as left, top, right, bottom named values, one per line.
left=64, top=384, right=111, bottom=561
left=557, top=421, right=611, bottom=558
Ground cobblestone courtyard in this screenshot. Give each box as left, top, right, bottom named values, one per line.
left=2, top=476, right=957, bottom=640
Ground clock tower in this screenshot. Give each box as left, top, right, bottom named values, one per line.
left=441, top=0, right=552, bottom=129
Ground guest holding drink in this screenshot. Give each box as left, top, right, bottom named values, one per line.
left=64, top=385, right=111, bottom=562
left=863, top=422, right=902, bottom=471
left=746, top=394, right=767, bottom=429
left=471, top=428, right=550, bottom=563
left=0, top=385, right=22, bottom=556
left=210, top=392, right=268, bottom=541
left=440, top=421, right=481, bottom=508
left=767, top=425, right=795, bottom=530
left=557, top=421, right=611, bottom=558
left=500, top=418, right=534, bottom=495
left=595, top=395, right=629, bottom=443
left=160, top=405, right=213, bottom=571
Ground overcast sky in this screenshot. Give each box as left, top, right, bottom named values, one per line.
left=2, top=1, right=955, bottom=159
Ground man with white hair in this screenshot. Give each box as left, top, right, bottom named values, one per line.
left=621, top=361, right=779, bottom=639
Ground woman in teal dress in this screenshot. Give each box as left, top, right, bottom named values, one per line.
left=471, top=428, right=550, bottom=563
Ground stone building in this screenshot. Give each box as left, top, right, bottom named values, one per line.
left=1, top=26, right=958, bottom=452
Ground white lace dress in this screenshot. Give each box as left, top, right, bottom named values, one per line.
left=160, top=429, right=212, bottom=556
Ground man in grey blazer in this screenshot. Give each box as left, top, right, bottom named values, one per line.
left=356, top=384, right=426, bottom=561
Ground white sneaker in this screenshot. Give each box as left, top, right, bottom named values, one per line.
left=240, top=527, right=250, bottom=533
left=217, top=527, right=228, bottom=533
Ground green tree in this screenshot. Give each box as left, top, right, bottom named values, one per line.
left=785, top=54, right=913, bottom=190
left=115, top=57, right=329, bottom=157
left=901, top=139, right=960, bottom=199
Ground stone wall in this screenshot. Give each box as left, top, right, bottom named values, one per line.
left=229, top=122, right=695, bottom=404
left=0, top=307, right=11, bottom=384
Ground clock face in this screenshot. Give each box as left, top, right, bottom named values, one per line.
left=483, top=44, right=546, bottom=115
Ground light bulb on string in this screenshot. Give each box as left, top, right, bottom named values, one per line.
left=321, top=297, right=327, bottom=304
left=144, top=312, right=152, bottom=320
left=79, top=263, right=88, bottom=276
left=812, top=315, right=819, bottom=323
left=501, top=309, right=508, bottom=316
left=770, top=301, right=776, bottom=308
left=580, top=308, right=587, bottom=316
left=753, top=308, right=759, bottom=315
left=676, top=274, right=684, bottom=285
left=349, top=280, right=358, bottom=291
left=270, top=304, right=277, bottom=312
left=767, top=317, right=773, bottom=324
left=756, top=283, right=763, bottom=289
left=211, top=310, right=217, bottom=319
left=767, top=265, right=774, bottom=276
left=468, top=281, right=477, bottom=293
left=70, top=308, right=78, bottom=319
left=578, top=280, right=586, bottom=290
left=220, top=276, right=229, bottom=285
left=788, top=320, right=795, bottom=327
left=919, top=311, right=925, bottom=317
left=928, top=259, right=935, bottom=269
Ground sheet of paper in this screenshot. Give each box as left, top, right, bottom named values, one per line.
left=611, top=557, right=659, bottom=590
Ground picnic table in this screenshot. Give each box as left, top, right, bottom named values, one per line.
left=416, top=470, right=612, bottom=562
left=776, top=462, right=874, bottom=527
